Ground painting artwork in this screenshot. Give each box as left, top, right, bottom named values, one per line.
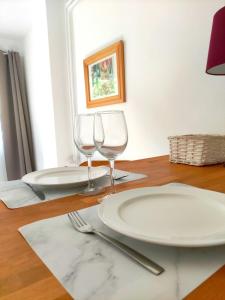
left=89, top=54, right=118, bottom=100
left=83, top=41, right=125, bottom=108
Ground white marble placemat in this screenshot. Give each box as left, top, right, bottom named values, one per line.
left=0, top=169, right=146, bottom=209
left=19, top=184, right=225, bottom=300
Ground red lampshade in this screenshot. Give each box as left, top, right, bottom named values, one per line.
left=206, top=6, right=225, bottom=75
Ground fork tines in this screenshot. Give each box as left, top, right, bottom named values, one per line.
left=68, top=211, right=87, bottom=227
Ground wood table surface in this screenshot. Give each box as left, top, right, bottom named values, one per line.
left=1, top=155, right=225, bottom=300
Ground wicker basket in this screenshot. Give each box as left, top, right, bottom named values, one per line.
left=168, top=134, right=225, bottom=166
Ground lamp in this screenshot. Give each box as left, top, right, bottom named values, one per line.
left=206, top=6, right=225, bottom=75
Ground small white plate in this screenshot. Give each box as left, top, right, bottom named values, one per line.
left=98, top=186, right=225, bottom=247
left=22, top=166, right=108, bottom=188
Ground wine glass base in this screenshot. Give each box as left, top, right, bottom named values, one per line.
left=78, top=186, right=105, bottom=196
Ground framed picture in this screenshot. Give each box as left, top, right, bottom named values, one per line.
left=83, top=40, right=126, bottom=108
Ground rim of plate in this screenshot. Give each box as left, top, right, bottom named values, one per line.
left=98, top=186, right=225, bottom=247
left=22, top=166, right=108, bottom=186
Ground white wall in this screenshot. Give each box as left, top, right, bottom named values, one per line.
left=22, top=0, right=74, bottom=170
left=45, top=0, right=74, bottom=166
left=23, top=0, right=58, bottom=170
left=0, top=37, right=23, bottom=52
left=72, top=0, right=225, bottom=160
left=0, top=1, right=74, bottom=171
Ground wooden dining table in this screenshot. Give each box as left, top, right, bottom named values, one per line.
left=0, top=155, right=225, bottom=300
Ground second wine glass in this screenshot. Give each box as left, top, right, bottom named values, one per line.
left=74, top=113, right=98, bottom=194
left=94, top=110, right=128, bottom=194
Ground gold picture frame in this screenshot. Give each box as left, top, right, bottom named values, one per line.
left=83, top=40, right=126, bottom=108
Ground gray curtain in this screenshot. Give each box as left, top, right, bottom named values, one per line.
left=0, top=51, right=34, bottom=180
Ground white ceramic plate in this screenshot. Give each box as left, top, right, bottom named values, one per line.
left=22, top=166, right=108, bottom=187
left=98, top=186, right=225, bottom=247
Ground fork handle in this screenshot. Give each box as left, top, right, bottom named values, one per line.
left=93, top=230, right=164, bottom=275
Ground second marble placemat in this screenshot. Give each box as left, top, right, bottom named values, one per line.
left=0, top=169, right=146, bottom=209
left=19, top=185, right=225, bottom=300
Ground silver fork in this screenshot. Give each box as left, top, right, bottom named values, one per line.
left=68, top=211, right=164, bottom=275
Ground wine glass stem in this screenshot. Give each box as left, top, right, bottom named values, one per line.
left=109, top=159, right=115, bottom=194
left=87, top=156, right=93, bottom=189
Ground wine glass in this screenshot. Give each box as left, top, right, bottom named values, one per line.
left=94, top=110, right=128, bottom=194
left=74, top=113, right=100, bottom=194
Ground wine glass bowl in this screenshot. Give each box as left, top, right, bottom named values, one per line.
left=74, top=114, right=96, bottom=157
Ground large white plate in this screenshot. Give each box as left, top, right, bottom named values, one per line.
left=22, top=166, right=108, bottom=187
left=98, top=186, right=225, bottom=247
